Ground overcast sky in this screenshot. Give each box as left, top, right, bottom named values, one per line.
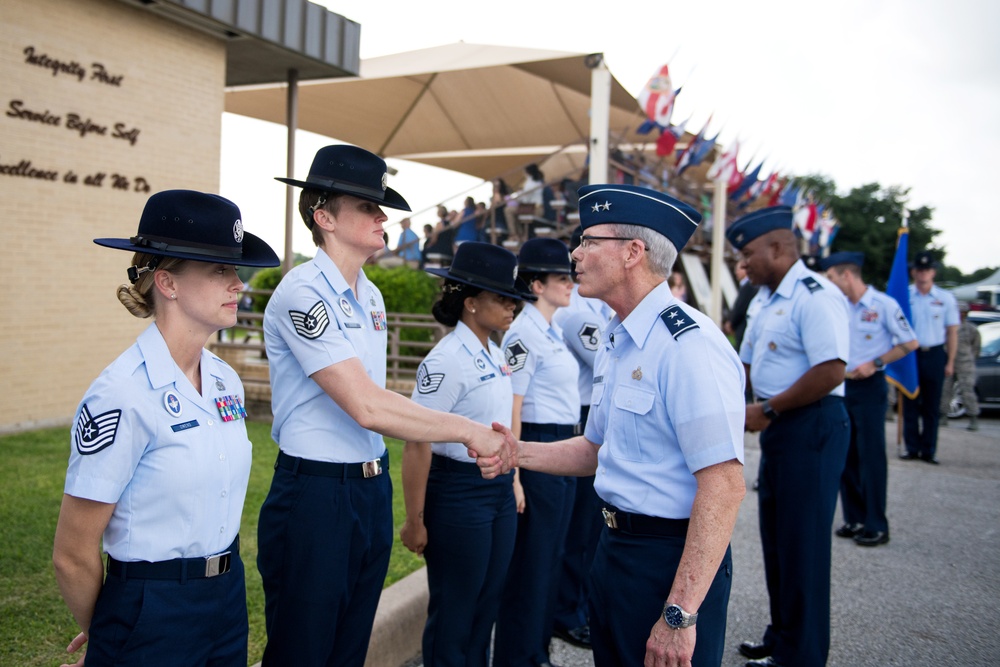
left=220, top=0, right=1000, bottom=273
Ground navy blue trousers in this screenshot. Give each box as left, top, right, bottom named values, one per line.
left=903, top=345, right=946, bottom=458
left=87, top=552, right=247, bottom=666
left=257, top=458, right=393, bottom=667
left=494, top=424, right=577, bottom=667
left=589, top=528, right=733, bottom=667
left=553, top=406, right=603, bottom=634
left=758, top=397, right=849, bottom=667
left=422, top=456, right=516, bottom=667
left=841, top=373, right=890, bottom=533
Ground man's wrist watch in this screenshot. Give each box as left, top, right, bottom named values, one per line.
left=662, top=602, right=698, bottom=629
left=873, top=357, right=886, bottom=370
left=761, top=400, right=780, bottom=420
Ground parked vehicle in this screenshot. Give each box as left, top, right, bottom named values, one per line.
left=946, top=321, right=1000, bottom=418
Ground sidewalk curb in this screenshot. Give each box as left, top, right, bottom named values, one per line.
left=251, top=566, right=428, bottom=667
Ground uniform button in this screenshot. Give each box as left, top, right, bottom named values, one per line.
left=207, top=419, right=214, bottom=426
left=220, top=526, right=225, bottom=533
left=219, top=454, right=225, bottom=461
left=221, top=490, right=227, bottom=497
left=627, top=400, right=633, bottom=406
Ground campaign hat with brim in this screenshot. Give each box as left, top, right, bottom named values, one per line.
left=820, top=251, right=865, bottom=271
left=426, top=242, right=536, bottom=301
left=275, top=144, right=411, bottom=212
left=911, top=250, right=938, bottom=270
left=518, top=237, right=573, bottom=274
left=94, top=189, right=280, bottom=267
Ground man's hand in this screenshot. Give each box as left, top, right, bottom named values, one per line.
left=400, top=517, right=427, bottom=556
left=59, top=632, right=87, bottom=667
left=744, top=403, right=771, bottom=433
left=644, top=618, right=695, bottom=667
left=474, top=422, right=519, bottom=478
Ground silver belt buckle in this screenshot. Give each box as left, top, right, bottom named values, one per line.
left=601, top=508, right=618, bottom=529
left=362, top=458, right=383, bottom=478
left=204, top=550, right=231, bottom=577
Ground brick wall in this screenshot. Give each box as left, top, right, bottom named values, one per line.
left=1, top=0, right=226, bottom=432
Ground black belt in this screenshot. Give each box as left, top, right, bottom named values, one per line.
left=755, top=394, right=844, bottom=419
left=601, top=505, right=689, bottom=537
left=919, top=344, right=944, bottom=352
left=107, top=536, right=238, bottom=581
left=846, top=370, right=884, bottom=383
left=521, top=422, right=578, bottom=438
left=431, top=453, right=481, bottom=475
left=276, top=451, right=388, bottom=479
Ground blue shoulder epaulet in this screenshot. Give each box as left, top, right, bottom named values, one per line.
left=801, top=276, right=823, bottom=293
left=660, top=304, right=699, bottom=340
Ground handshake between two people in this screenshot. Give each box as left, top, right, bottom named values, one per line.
left=467, top=422, right=520, bottom=478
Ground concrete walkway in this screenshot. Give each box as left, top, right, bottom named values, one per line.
left=274, top=415, right=1000, bottom=667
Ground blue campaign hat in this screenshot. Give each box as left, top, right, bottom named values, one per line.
left=820, top=251, right=865, bottom=271
left=576, top=184, right=701, bottom=250
left=911, top=250, right=937, bottom=270
left=518, top=237, right=573, bottom=274
left=93, top=189, right=280, bottom=268
left=426, top=242, right=536, bottom=301
left=726, top=206, right=794, bottom=250
left=275, top=144, right=411, bottom=212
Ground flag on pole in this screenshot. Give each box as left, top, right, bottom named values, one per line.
left=656, top=114, right=688, bottom=156
left=730, top=161, right=763, bottom=200
left=886, top=217, right=919, bottom=399
left=706, top=139, right=739, bottom=181
left=637, top=64, right=677, bottom=128
left=676, top=115, right=713, bottom=175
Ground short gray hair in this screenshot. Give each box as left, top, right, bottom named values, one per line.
left=612, top=223, right=678, bottom=277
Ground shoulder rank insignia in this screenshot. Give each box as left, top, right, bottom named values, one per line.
left=578, top=322, right=601, bottom=351
left=289, top=301, right=331, bottom=339
left=416, top=364, right=445, bottom=394
left=74, top=403, right=123, bottom=455
left=801, top=276, right=823, bottom=293
left=660, top=304, right=699, bottom=340
left=504, top=340, right=530, bottom=372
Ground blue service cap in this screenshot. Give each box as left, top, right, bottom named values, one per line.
left=726, top=206, right=794, bottom=250
left=577, top=184, right=701, bottom=250
left=820, top=251, right=865, bottom=271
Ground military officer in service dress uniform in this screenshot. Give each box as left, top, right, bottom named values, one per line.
left=257, top=145, right=512, bottom=667
left=399, top=242, right=535, bottom=667
left=727, top=206, right=850, bottom=667
left=53, top=190, right=280, bottom=666
left=480, top=184, right=747, bottom=667
left=902, top=250, right=960, bottom=463
left=822, top=251, right=918, bottom=547
left=494, top=237, right=581, bottom=667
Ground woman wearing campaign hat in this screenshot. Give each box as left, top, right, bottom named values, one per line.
left=399, top=242, right=533, bottom=667
left=52, top=189, right=279, bottom=666
left=257, top=144, right=518, bottom=666
left=494, top=237, right=583, bottom=667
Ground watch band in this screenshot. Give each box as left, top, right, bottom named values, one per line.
left=761, top=399, right=780, bottom=420
left=874, top=356, right=885, bottom=370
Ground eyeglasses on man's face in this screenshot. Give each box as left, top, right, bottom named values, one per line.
left=578, top=235, right=645, bottom=250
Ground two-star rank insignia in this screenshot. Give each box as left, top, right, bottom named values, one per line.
left=416, top=364, right=446, bottom=394
left=290, top=301, right=331, bottom=339
left=74, top=403, right=123, bottom=455
left=578, top=323, right=601, bottom=351
left=504, top=340, right=530, bottom=372
left=659, top=304, right=699, bottom=340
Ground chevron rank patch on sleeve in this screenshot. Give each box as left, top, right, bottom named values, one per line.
left=289, top=300, right=331, bottom=339
left=504, top=340, right=530, bottom=372
left=74, top=403, right=123, bottom=455
left=578, top=323, right=601, bottom=351
left=416, top=364, right=445, bottom=394
left=660, top=304, right=699, bottom=340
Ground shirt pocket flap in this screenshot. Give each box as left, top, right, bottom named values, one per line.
left=613, top=386, right=655, bottom=415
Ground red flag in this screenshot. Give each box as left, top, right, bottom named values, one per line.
left=637, top=64, right=676, bottom=127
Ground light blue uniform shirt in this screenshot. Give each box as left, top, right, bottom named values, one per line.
left=844, top=287, right=916, bottom=372
left=64, top=323, right=251, bottom=562
left=908, top=284, right=959, bottom=347
left=264, top=247, right=388, bottom=463
left=586, top=282, right=745, bottom=519
left=410, top=321, right=514, bottom=462
left=553, top=285, right=613, bottom=406
left=502, top=303, right=580, bottom=425
left=740, top=260, right=849, bottom=399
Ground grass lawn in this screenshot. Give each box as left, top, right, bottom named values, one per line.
left=0, top=422, right=423, bottom=667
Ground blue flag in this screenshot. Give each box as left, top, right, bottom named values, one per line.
left=886, top=226, right=919, bottom=399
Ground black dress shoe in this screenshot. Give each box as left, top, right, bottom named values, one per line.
left=854, top=530, right=890, bottom=547
left=553, top=624, right=591, bottom=649
left=899, top=452, right=920, bottom=460
left=746, top=657, right=783, bottom=667
left=834, top=522, right=864, bottom=538
left=738, top=640, right=772, bottom=659
left=921, top=455, right=940, bottom=465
